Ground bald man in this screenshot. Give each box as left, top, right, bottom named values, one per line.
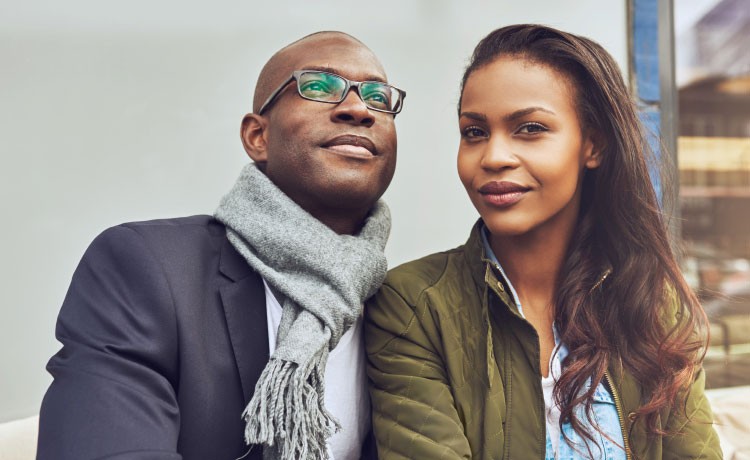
left=38, top=31, right=405, bottom=460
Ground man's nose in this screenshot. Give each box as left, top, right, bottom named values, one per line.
left=330, top=89, right=375, bottom=127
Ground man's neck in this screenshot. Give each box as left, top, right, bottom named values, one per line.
left=293, top=198, right=372, bottom=235
left=317, top=211, right=368, bottom=235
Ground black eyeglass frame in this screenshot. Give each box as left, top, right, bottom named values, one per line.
left=257, top=70, right=406, bottom=115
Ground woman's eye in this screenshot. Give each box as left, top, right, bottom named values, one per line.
left=461, top=126, right=488, bottom=139
left=516, top=123, right=548, bottom=134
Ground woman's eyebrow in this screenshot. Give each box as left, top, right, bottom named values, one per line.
left=503, top=106, right=556, bottom=122
left=460, top=107, right=556, bottom=123
left=459, top=111, right=487, bottom=122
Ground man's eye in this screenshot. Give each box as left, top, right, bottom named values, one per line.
left=516, top=123, right=548, bottom=134
left=363, top=89, right=390, bottom=109
left=300, top=81, right=333, bottom=95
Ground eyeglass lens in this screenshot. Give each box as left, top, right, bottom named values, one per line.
left=297, top=72, right=401, bottom=112
left=298, top=72, right=347, bottom=103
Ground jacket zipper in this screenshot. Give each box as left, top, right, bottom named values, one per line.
left=489, top=261, right=629, bottom=458
left=604, top=371, right=632, bottom=460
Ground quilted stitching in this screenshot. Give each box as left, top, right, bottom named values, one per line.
left=365, top=226, right=723, bottom=460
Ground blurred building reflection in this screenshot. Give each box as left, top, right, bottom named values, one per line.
left=677, top=0, right=750, bottom=390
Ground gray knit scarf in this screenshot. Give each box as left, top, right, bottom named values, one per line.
left=214, top=163, right=390, bottom=460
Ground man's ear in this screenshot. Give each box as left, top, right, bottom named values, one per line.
left=240, top=113, right=268, bottom=164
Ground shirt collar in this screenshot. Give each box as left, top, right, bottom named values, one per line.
left=480, top=223, right=525, bottom=316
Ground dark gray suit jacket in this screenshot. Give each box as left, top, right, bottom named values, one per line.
left=38, top=216, right=374, bottom=460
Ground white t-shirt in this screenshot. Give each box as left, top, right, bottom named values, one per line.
left=263, top=279, right=370, bottom=460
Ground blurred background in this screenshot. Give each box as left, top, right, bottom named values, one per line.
left=0, top=0, right=748, bottom=458
left=675, top=6, right=750, bottom=456
left=675, top=0, right=750, bottom=395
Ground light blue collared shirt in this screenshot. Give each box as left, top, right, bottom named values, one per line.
left=481, top=226, right=626, bottom=459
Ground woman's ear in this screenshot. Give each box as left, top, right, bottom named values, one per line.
left=584, top=132, right=605, bottom=169
left=240, top=113, right=268, bottom=164
left=585, top=149, right=603, bottom=169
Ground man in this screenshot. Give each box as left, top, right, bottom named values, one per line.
left=38, top=31, right=404, bottom=460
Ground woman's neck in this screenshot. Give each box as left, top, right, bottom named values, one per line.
left=489, top=225, right=572, bottom=318
left=490, top=226, right=573, bottom=378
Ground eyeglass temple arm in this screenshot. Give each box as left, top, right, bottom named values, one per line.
left=256, top=74, right=296, bottom=115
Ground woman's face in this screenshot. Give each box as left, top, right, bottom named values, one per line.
left=457, top=56, right=601, bottom=240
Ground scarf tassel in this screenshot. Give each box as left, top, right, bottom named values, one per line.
left=243, top=359, right=341, bottom=459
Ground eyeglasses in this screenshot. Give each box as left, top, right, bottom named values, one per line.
left=257, top=70, right=406, bottom=115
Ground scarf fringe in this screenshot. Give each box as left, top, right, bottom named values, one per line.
left=217, top=164, right=389, bottom=459
left=243, top=359, right=341, bottom=459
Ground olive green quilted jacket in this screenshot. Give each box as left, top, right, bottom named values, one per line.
left=365, top=222, right=722, bottom=459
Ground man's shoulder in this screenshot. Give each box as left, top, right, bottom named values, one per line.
left=87, top=215, right=228, bottom=265
left=119, top=214, right=224, bottom=234
left=98, top=215, right=225, bottom=243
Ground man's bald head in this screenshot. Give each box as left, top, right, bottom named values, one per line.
left=252, top=31, right=385, bottom=114
left=240, top=30, right=398, bottom=235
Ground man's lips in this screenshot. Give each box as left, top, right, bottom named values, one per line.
left=321, top=134, right=377, bottom=157
left=478, top=181, right=530, bottom=207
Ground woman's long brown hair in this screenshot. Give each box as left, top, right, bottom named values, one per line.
left=459, top=24, right=709, bottom=450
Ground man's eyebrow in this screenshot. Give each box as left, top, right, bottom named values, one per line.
left=503, top=107, right=556, bottom=121
left=459, top=111, right=487, bottom=122
left=301, top=65, right=386, bottom=83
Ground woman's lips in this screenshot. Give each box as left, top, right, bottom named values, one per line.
left=478, top=181, right=529, bottom=207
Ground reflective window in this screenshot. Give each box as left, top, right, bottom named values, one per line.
left=676, top=0, right=750, bottom=389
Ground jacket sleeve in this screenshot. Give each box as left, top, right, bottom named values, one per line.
left=662, top=367, right=723, bottom=460
left=38, top=225, right=182, bottom=460
left=365, top=282, right=472, bottom=460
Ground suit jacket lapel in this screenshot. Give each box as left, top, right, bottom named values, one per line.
left=218, top=235, right=269, bottom=405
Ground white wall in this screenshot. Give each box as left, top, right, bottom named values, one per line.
left=0, top=0, right=627, bottom=422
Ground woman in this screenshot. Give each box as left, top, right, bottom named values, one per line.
left=365, top=24, right=721, bottom=459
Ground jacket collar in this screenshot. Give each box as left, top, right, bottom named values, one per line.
left=463, top=218, right=613, bottom=300
left=463, top=219, right=491, bottom=292
left=462, top=220, right=520, bottom=315
left=219, top=233, right=254, bottom=282
left=218, top=235, right=269, bottom=404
